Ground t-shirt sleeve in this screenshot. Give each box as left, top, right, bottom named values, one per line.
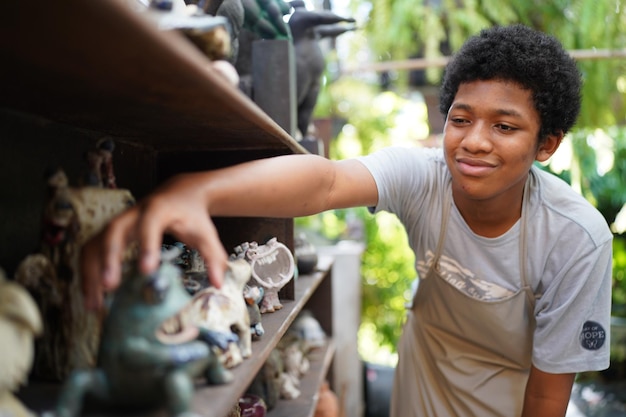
left=357, top=146, right=442, bottom=218
left=532, top=235, right=613, bottom=373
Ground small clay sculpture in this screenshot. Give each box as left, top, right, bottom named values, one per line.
left=0, top=268, right=42, bottom=417
left=53, top=256, right=233, bottom=417
left=241, top=0, right=292, bottom=40
left=276, top=332, right=310, bottom=399
left=288, top=309, right=326, bottom=350
left=188, top=259, right=253, bottom=368
left=288, top=1, right=355, bottom=139
left=247, top=349, right=283, bottom=410
left=231, top=238, right=295, bottom=313
left=295, top=232, right=318, bottom=274
left=83, top=138, right=117, bottom=189
left=15, top=167, right=135, bottom=381
left=244, top=284, right=265, bottom=339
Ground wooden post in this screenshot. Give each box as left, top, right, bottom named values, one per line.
left=252, top=39, right=298, bottom=138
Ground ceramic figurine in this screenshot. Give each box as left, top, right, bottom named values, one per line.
left=0, top=268, right=42, bottom=417
left=314, top=381, right=339, bottom=417
left=231, top=238, right=295, bottom=313
left=83, top=137, right=117, bottom=189
left=288, top=309, right=326, bottom=350
left=199, top=0, right=245, bottom=65
left=15, top=166, right=135, bottom=381
left=288, top=1, right=356, bottom=139
left=247, top=349, right=283, bottom=410
left=244, top=284, right=265, bottom=339
left=277, top=332, right=310, bottom=400
left=238, top=394, right=267, bottom=417
left=294, top=232, right=318, bottom=275
left=241, top=0, right=292, bottom=40
left=53, top=255, right=234, bottom=417
left=188, top=259, right=253, bottom=368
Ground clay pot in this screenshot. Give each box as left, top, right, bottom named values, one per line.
left=314, top=381, right=339, bottom=417
left=238, top=394, right=267, bottom=417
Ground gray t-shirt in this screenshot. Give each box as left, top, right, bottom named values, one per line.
left=358, top=146, right=613, bottom=373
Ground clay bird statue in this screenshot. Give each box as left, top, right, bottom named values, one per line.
left=287, top=1, right=355, bottom=139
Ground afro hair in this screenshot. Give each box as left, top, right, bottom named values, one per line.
left=439, top=24, right=582, bottom=140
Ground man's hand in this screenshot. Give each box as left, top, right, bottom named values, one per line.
left=80, top=172, right=228, bottom=310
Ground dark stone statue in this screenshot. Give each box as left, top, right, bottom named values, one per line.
left=288, top=1, right=355, bottom=139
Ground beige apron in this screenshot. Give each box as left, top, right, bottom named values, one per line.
left=391, top=184, right=536, bottom=417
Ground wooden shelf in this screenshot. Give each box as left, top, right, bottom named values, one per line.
left=0, top=0, right=306, bottom=154
left=17, top=257, right=334, bottom=417
left=3, top=2, right=338, bottom=416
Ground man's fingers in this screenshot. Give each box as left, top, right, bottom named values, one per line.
left=182, top=218, right=228, bottom=289
left=137, top=201, right=168, bottom=276
left=81, top=239, right=105, bottom=311
left=81, top=207, right=138, bottom=310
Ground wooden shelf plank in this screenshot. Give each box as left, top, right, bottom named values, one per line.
left=0, top=0, right=306, bottom=154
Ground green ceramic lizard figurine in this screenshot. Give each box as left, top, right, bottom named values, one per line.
left=53, top=257, right=235, bottom=417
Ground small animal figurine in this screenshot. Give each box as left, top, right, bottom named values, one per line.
left=83, top=137, right=117, bottom=189
left=288, top=1, right=356, bottom=140
left=0, top=268, right=42, bottom=417
left=288, top=309, right=326, bottom=350
left=247, top=349, right=283, bottom=410
left=244, top=284, right=265, bottom=339
left=276, top=332, right=310, bottom=400
left=231, top=238, right=295, bottom=313
left=189, top=259, right=253, bottom=368
left=53, top=256, right=234, bottom=417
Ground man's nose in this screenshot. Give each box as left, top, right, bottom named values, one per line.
left=462, top=122, right=492, bottom=152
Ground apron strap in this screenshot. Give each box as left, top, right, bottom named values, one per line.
left=519, top=179, right=537, bottom=314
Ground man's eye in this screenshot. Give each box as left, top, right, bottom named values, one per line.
left=497, top=124, right=517, bottom=132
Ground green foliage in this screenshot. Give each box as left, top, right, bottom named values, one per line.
left=614, top=237, right=626, bottom=315
left=363, top=0, right=626, bottom=127
left=539, top=126, right=626, bottom=319
left=359, top=210, right=416, bottom=354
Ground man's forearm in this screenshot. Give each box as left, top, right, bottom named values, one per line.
left=522, top=366, right=575, bottom=417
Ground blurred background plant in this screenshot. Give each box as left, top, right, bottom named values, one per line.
left=297, top=0, right=626, bottom=366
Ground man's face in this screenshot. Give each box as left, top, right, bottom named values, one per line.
left=443, top=80, right=548, bottom=206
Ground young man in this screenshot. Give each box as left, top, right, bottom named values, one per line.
left=82, top=25, right=613, bottom=416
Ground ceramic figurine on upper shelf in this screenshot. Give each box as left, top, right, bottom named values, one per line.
left=288, top=1, right=356, bottom=141
left=0, top=268, right=42, bottom=417
left=233, top=0, right=292, bottom=96
left=241, top=0, right=291, bottom=40
left=135, top=0, right=240, bottom=85
left=52, top=252, right=234, bottom=417
left=14, top=141, right=135, bottom=381
left=231, top=238, right=295, bottom=313
left=194, top=0, right=245, bottom=66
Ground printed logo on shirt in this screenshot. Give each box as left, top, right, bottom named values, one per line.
left=416, top=251, right=515, bottom=301
left=579, top=321, right=606, bottom=351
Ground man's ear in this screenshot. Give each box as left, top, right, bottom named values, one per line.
left=536, top=131, right=564, bottom=163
